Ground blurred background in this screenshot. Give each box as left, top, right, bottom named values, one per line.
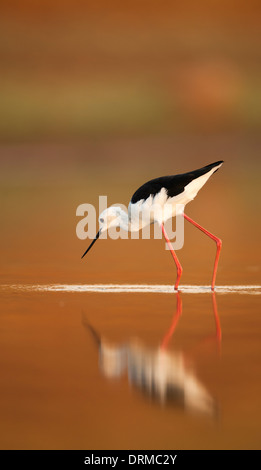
left=1, top=0, right=260, bottom=286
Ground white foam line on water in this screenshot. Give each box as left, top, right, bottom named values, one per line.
left=1, top=284, right=261, bottom=294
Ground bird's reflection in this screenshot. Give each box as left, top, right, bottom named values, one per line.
left=83, top=292, right=221, bottom=416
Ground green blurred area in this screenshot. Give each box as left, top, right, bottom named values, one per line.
left=0, top=2, right=260, bottom=140
left=0, top=2, right=260, bottom=286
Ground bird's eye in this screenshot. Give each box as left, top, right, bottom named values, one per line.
left=100, top=218, right=104, bottom=223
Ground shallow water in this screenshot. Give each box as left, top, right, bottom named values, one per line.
left=0, top=285, right=260, bottom=449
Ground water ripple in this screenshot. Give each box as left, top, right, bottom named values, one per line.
left=1, top=284, right=260, bottom=294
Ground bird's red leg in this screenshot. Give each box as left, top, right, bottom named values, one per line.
left=161, top=223, right=183, bottom=290
left=183, top=213, right=222, bottom=290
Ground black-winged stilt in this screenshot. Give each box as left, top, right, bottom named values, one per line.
left=81, top=161, right=223, bottom=290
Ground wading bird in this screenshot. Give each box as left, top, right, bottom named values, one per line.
left=81, top=161, right=223, bottom=290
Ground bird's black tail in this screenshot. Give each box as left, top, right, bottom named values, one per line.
left=191, top=161, right=224, bottom=178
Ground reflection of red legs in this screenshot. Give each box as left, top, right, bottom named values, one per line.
left=160, top=292, right=182, bottom=350
left=183, top=213, right=222, bottom=290
left=212, top=291, right=222, bottom=343
left=160, top=291, right=221, bottom=353
left=161, top=223, right=183, bottom=290
left=186, top=292, right=222, bottom=358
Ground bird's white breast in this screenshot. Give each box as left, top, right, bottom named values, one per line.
left=128, top=188, right=168, bottom=230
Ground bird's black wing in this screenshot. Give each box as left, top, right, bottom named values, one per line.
left=130, top=161, right=223, bottom=204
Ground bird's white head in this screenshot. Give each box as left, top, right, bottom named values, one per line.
left=81, top=205, right=128, bottom=259
left=98, top=206, right=124, bottom=233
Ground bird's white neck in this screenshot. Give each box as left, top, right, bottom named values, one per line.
left=108, top=206, right=146, bottom=232
left=118, top=207, right=153, bottom=232
left=117, top=209, right=131, bottom=232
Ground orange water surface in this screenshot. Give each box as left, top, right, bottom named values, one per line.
left=0, top=285, right=260, bottom=450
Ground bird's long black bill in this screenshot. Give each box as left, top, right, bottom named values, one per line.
left=81, top=230, right=101, bottom=259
